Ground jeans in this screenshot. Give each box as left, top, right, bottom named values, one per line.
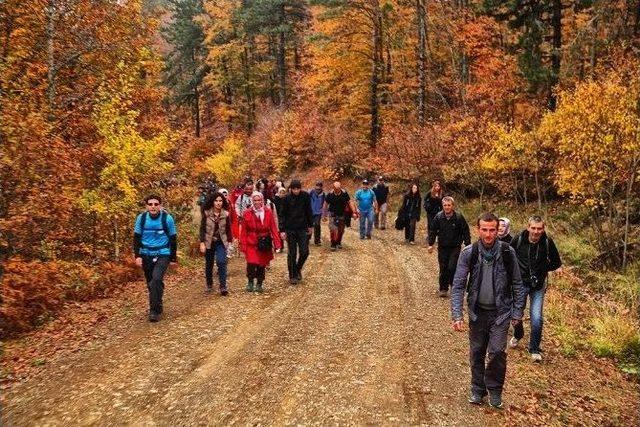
left=359, top=209, right=374, bottom=238
left=513, top=285, right=545, bottom=353
left=141, top=255, right=171, bottom=316
left=404, top=218, right=417, bottom=242
left=437, top=246, right=461, bottom=292
left=312, top=214, right=322, bottom=244
left=469, top=308, right=510, bottom=395
left=287, top=229, right=310, bottom=279
left=205, top=240, right=228, bottom=291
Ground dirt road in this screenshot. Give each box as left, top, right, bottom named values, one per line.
left=0, top=226, right=547, bottom=425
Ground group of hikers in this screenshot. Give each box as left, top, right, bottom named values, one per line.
left=132, top=175, right=562, bottom=409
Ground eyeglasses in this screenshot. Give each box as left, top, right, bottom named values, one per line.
left=147, top=202, right=160, bottom=206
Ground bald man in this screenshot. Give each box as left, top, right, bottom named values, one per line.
left=322, top=181, right=353, bottom=250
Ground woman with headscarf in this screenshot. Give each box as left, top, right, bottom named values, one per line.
left=199, top=192, right=233, bottom=295
left=239, top=191, right=282, bottom=293
left=498, top=217, right=513, bottom=243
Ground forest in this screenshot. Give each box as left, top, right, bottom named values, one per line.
left=1, top=0, right=639, bottom=375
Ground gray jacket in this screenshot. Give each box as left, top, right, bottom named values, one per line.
left=451, top=241, right=526, bottom=325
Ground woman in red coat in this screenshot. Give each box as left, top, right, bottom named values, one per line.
left=239, top=191, right=282, bottom=293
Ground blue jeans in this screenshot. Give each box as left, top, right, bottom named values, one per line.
left=513, top=285, right=545, bottom=353
left=359, top=210, right=374, bottom=238
left=205, top=240, right=228, bottom=290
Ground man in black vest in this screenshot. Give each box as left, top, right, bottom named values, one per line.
left=279, top=179, right=313, bottom=284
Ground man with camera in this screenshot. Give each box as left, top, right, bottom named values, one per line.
left=509, top=215, right=562, bottom=362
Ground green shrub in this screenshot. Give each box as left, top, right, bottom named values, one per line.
left=588, top=313, right=640, bottom=362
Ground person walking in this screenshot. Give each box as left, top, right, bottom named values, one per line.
left=497, top=217, right=513, bottom=243
left=239, top=192, right=282, bottom=293
left=354, top=179, right=378, bottom=240
left=427, top=196, right=471, bottom=297
left=278, top=179, right=313, bottom=284
left=451, top=212, right=526, bottom=409
left=322, top=181, right=352, bottom=251
left=235, top=180, right=255, bottom=221
left=509, top=215, right=562, bottom=362
left=199, top=192, right=232, bottom=295
left=309, top=181, right=326, bottom=246
left=133, top=195, right=178, bottom=322
left=423, top=179, right=444, bottom=229
left=373, top=176, right=390, bottom=230
left=400, top=183, right=421, bottom=244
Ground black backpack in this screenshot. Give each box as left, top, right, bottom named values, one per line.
left=466, top=241, right=515, bottom=296
left=139, top=211, right=170, bottom=250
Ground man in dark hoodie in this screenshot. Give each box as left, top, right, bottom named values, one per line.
left=509, top=215, right=562, bottom=363
left=279, top=179, right=313, bottom=284
left=451, top=212, right=526, bottom=409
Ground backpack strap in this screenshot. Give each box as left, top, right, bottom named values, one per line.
left=500, top=241, right=514, bottom=297
left=466, top=242, right=480, bottom=293
left=140, top=211, right=171, bottom=251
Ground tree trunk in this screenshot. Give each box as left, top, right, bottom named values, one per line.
left=278, top=4, right=287, bottom=107
left=416, top=0, right=427, bottom=125
left=113, top=217, right=120, bottom=261
left=622, top=155, right=638, bottom=271
left=46, top=0, right=57, bottom=121
left=548, top=0, right=562, bottom=111
left=534, top=165, right=542, bottom=211
left=193, top=83, right=201, bottom=138
left=370, top=2, right=383, bottom=148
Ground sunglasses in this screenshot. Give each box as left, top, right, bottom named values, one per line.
left=147, top=202, right=160, bottom=206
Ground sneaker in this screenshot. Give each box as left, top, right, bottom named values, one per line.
left=148, top=312, right=160, bottom=322
left=255, top=282, right=264, bottom=293
left=530, top=352, right=543, bottom=363
left=205, top=286, right=213, bottom=294
left=488, top=391, right=503, bottom=409
left=220, top=289, right=229, bottom=296
left=330, top=245, right=337, bottom=251
left=468, top=392, right=485, bottom=405
left=315, top=242, right=321, bottom=246
left=246, top=281, right=254, bottom=292
left=438, top=290, right=448, bottom=298
left=380, top=226, right=386, bottom=230
left=409, top=241, right=415, bottom=245
left=366, top=235, right=372, bottom=239
left=360, top=236, right=365, bottom=240
left=337, top=244, right=343, bottom=249
left=509, top=337, right=520, bottom=348
left=296, top=272, right=302, bottom=282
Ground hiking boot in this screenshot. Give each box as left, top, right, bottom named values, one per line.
left=488, top=391, right=503, bottom=409
left=366, top=235, right=372, bottom=239
left=246, top=280, right=254, bottom=292
left=438, top=290, right=448, bottom=298
left=205, top=286, right=213, bottom=294
left=148, top=312, right=160, bottom=323
left=380, top=226, right=386, bottom=230
left=360, top=236, right=365, bottom=240
left=296, top=272, right=302, bottom=282
left=509, top=337, right=520, bottom=348
left=289, top=277, right=299, bottom=285
left=530, top=352, right=543, bottom=363
left=337, top=244, right=343, bottom=249
left=255, top=282, right=264, bottom=293
left=330, top=245, right=337, bottom=251
left=468, top=392, right=485, bottom=405
left=220, top=288, right=229, bottom=296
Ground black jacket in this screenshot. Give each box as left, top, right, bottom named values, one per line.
left=400, top=193, right=421, bottom=221
left=423, top=194, right=443, bottom=218
left=278, top=191, right=313, bottom=231
left=427, top=211, right=471, bottom=248
left=373, top=184, right=389, bottom=205
left=511, top=230, right=562, bottom=289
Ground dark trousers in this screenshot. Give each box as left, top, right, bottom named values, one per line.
left=329, top=215, right=346, bottom=246
left=142, top=255, right=171, bottom=316
left=437, top=246, right=461, bottom=291
left=312, top=214, right=322, bottom=244
left=469, top=308, right=510, bottom=395
left=404, top=218, right=417, bottom=242
left=287, top=229, right=310, bottom=278
left=205, top=241, right=228, bottom=291
left=246, top=263, right=266, bottom=283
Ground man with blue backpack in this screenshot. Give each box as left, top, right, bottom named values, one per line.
left=133, top=195, right=178, bottom=322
